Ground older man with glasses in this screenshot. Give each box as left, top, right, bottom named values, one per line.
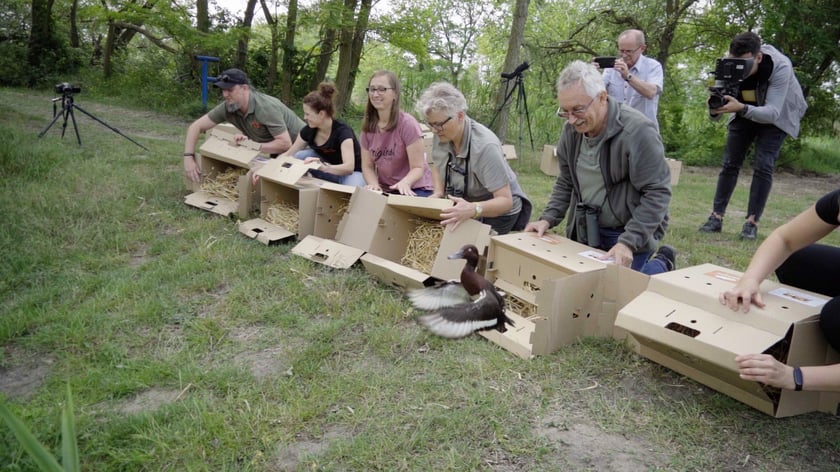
left=595, top=29, right=663, bottom=132
left=524, top=60, right=675, bottom=275
left=182, top=68, right=304, bottom=183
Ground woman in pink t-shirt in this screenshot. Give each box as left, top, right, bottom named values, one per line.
left=360, top=71, right=434, bottom=196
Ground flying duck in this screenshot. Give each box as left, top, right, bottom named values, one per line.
left=408, top=244, right=513, bottom=338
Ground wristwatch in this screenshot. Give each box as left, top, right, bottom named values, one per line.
left=626, top=74, right=633, bottom=82
left=793, top=366, right=803, bottom=391
left=738, top=104, right=750, bottom=117
left=473, top=203, right=483, bottom=219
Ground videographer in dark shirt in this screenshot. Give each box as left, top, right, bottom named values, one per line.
left=698, top=32, right=807, bottom=240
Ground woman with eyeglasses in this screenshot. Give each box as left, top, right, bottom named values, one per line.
left=279, top=82, right=365, bottom=186
left=360, top=71, right=434, bottom=196
left=414, top=82, right=531, bottom=235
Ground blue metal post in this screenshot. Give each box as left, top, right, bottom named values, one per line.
left=195, top=55, right=220, bottom=112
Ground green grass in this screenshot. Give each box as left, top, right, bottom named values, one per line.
left=1, top=86, right=840, bottom=471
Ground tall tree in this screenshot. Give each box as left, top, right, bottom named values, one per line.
left=279, top=0, right=299, bottom=103
left=333, top=0, right=372, bottom=113
left=28, top=0, right=60, bottom=82
left=235, top=0, right=259, bottom=69
left=492, top=0, right=529, bottom=143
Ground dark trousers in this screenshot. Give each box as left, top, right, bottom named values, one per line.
left=712, top=117, right=787, bottom=222
left=598, top=227, right=668, bottom=275
left=776, top=244, right=840, bottom=352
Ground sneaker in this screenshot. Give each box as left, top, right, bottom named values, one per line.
left=739, top=221, right=757, bottom=240
left=698, top=214, right=722, bottom=233
left=653, top=244, right=677, bottom=271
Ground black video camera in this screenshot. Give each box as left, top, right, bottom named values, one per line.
left=707, top=58, right=752, bottom=109
left=501, top=61, right=530, bottom=80
left=55, top=82, right=82, bottom=95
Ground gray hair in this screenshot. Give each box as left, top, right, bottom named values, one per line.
left=619, top=29, right=646, bottom=46
left=555, top=60, right=606, bottom=98
left=415, top=82, right=468, bottom=117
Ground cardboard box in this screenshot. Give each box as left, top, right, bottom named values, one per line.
left=312, top=182, right=357, bottom=240
left=238, top=157, right=322, bottom=245
left=615, top=263, right=840, bottom=417
left=293, top=191, right=493, bottom=289
left=479, top=233, right=649, bottom=358
left=540, top=145, right=559, bottom=177
left=502, top=144, right=517, bottom=160
left=667, top=158, right=682, bottom=186
left=183, top=128, right=263, bottom=217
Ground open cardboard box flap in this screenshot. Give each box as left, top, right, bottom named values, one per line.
left=199, top=128, right=262, bottom=167
left=292, top=235, right=365, bottom=269
left=255, top=156, right=320, bottom=186
left=615, top=263, right=840, bottom=417
left=386, top=194, right=453, bottom=221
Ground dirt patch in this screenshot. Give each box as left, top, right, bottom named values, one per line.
left=99, top=387, right=185, bottom=415
left=233, top=347, right=292, bottom=380
left=535, top=417, right=670, bottom=471
left=0, top=347, right=54, bottom=400
left=269, top=426, right=354, bottom=471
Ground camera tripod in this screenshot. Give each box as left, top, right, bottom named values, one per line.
left=489, top=73, right=534, bottom=159
left=37, top=93, right=149, bottom=150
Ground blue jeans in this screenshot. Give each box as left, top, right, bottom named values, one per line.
left=712, top=117, right=787, bottom=222
left=294, top=149, right=366, bottom=187
left=598, top=227, right=668, bottom=275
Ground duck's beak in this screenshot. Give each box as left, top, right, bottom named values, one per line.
left=447, top=248, right=465, bottom=260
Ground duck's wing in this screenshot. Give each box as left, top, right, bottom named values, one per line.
left=407, top=281, right=471, bottom=311
left=417, top=289, right=504, bottom=339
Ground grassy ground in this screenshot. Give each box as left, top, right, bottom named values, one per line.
left=1, top=86, right=840, bottom=471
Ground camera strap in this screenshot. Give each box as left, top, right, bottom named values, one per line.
left=445, top=145, right=470, bottom=198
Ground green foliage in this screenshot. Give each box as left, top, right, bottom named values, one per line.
left=0, top=384, right=79, bottom=472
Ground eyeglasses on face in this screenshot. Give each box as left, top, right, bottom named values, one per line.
left=618, top=45, right=642, bottom=55
left=366, top=86, right=394, bottom=95
left=426, top=116, right=453, bottom=131
left=556, top=95, right=597, bottom=119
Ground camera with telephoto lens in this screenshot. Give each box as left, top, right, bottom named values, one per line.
left=55, top=82, right=82, bottom=95
left=707, top=58, right=752, bottom=109
left=575, top=203, right=601, bottom=248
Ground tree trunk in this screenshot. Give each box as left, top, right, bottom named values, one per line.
left=102, top=22, right=117, bottom=78
left=28, top=0, right=57, bottom=82
left=197, top=0, right=210, bottom=33
left=259, top=0, right=278, bottom=91
left=311, top=27, right=337, bottom=90
left=279, top=0, right=299, bottom=103
left=333, top=0, right=358, bottom=114
left=69, top=0, right=79, bottom=47
left=235, top=0, right=259, bottom=70
left=492, top=0, right=529, bottom=143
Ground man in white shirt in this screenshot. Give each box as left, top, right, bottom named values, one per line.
left=597, top=29, right=664, bottom=131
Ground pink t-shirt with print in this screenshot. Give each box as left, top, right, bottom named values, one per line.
left=361, top=111, right=433, bottom=191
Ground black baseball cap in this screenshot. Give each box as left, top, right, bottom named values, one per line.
left=214, top=68, right=250, bottom=89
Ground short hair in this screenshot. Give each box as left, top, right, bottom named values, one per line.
left=415, top=82, right=468, bottom=118
left=729, top=32, right=762, bottom=56
left=302, top=82, right=337, bottom=117
left=556, top=60, right=606, bottom=98
left=362, top=70, right=402, bottom=133
left=619, top=29, right=646, bottom=46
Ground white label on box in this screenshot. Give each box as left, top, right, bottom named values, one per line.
left=769, top=287, right=828, bottom=308
left=578, top=250, right=614, bottom=264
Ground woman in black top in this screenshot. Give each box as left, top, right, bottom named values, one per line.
left=721, top=188, right=840, bottom=392
left=281, top=82, right=365, bottom=186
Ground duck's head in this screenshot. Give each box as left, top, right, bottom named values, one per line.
left=448, top=244, right=480, bottom=266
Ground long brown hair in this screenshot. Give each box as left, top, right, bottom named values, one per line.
left=361, top=70, right=402, bottom=133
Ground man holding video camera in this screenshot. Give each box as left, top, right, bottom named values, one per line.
left=698, top=32, right=807, bottom=240
left=524, top=61, right=674, bottom=275
left=596, top=29, right=663, bottom=131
